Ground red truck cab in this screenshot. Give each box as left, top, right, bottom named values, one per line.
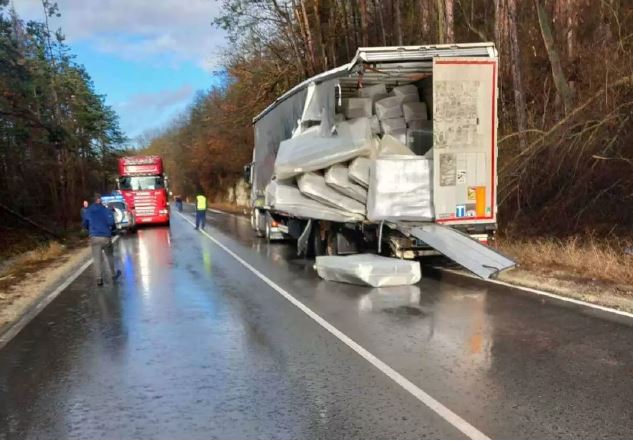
left=117, top=155, right=170, bottom=225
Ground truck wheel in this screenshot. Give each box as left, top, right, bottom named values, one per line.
left=265, top=215, right=273, bottom=242
left=252, top=209, right=265, bottom=238
left=250, top=209, right=256, bottom=230
left=310, top=224, right=326, bottom=257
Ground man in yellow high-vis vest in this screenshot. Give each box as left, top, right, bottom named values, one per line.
left=195, top=192, right=207, bottom=230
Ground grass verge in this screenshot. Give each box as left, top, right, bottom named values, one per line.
left=496, top=236, right=633, bottom=312
left=208, top=202, right=249, bottom=217
left=498, top=237, right=633, bottom=286
left=0, top=237, right=86, bottom=293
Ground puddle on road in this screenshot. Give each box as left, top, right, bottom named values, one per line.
left=381, top=305, right=427, bottom=317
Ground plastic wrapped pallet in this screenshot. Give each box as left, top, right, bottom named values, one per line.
left=367, top=156, right=434, bottom=222
left=375, top=96, right=404, bottom=120
left=380, top=117, right=406, bottom=134
left=314, top=254, right=421, bottom=287
left=265, top=178, right=294, bottom=206
left=297, top=172, right=366, bottom=215
left=391, top=84, right=420, bottom=104
left=350, top=116, right=380, bottom=135
left=275, top=117, right=374, bottom=179
left=265, top=180, right=364, bottom=223
left=324, top=163, right=368, bottom=203
left=403, top=102, right=428, bottom=122
left=349, top=157, right=372, bottom=187
left=392, top=84, right=420, bottom=101
left=348, top=136, right=415, bottom=187
left=392, top=84, right=419, bottom=97
left=379, top=134, right=414, bottom=155
left=388, top=129, right=407, bottom=145
left=341, top=97, right=373, bottom=119
left=358, top=83, right=387, bottom=99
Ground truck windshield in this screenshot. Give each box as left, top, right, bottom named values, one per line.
left=119, top=176, right=164, bottom=191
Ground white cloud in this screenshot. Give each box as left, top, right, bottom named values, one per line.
left=119, top=84, right=194, bottom=111
left=113, top=84, right=196, bottom=139
left=13, top=0, right=227, bottom=71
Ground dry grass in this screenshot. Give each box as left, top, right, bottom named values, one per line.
left=208, top=202, right=249, bottom=217
left=0, top=241, right=67, bottom=290
left=498, top=237, right=633, bottom=286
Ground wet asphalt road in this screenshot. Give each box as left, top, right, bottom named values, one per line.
left=0, top=207, right=632, bottom=439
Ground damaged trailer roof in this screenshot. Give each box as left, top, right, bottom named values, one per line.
left=252, top=43, right=496, bottom=124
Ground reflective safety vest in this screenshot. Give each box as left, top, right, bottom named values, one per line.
left=196, top=195, right=207, bottom=210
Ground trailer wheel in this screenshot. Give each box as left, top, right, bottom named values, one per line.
left=308, top=222, right=326, bottom=257
left=252, top=209, right=265, bottom=238
left=265, top=214, right=273, bottom=242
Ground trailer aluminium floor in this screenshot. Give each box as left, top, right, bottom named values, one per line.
left=396, top=222, right=516, bottom=279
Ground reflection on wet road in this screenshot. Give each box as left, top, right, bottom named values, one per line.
left=0, top=207, right=631, bottom=439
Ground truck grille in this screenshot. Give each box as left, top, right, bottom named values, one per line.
left=133, top=192, right=157, bottom=216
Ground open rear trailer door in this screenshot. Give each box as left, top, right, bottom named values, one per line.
left=432, top=57, right=498, bottom=225
left=398, top=55, right=514, bottom=279
left=397, top=223, right=515, bottom=279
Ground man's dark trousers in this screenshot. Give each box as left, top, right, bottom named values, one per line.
left=195, top=210, right=206, bottom=229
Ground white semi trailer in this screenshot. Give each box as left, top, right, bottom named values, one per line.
left=244, top=43, right=515, bottom=279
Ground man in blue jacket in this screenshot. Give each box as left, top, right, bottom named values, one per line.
left=82, top=193, right=122, bottom=286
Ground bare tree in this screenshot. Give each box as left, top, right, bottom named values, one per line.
left=293, top=0, right=316, bottom=74
left=445, top=0, right=455, bottom=42
left=506, top=0, right=528, bottom=149
left=418, top=0, right=430, bottom=39
left=494, top=0, right=508, bottom=49
left=374, top=0, right=387, bottom=45
left=311, top=0, right=328, bottom=69
left=339, top=0, right=352, bottom=59
left=326, top=0, right=338, bottom=66
left=394, top=0, right=403, bottom=45
left=534, top=0, right=574, bottom=115
left=436, top=0, right=445, bottom=43
left=271, top=0, right=309, bottom=77
left=359, top=0, right=369, bottom=46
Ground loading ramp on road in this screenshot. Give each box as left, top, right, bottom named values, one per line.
left=397, top=223, right=516, bottom=279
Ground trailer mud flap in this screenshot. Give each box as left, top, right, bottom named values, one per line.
left=398, top=223, right=515, bottom=279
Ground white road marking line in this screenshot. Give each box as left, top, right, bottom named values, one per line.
left=440, top=268, right=633, bottom=320
left=205, top=207, right=250, bottom=223
left=0, top=236, right=121, bottom=350
left=206, top=208, right=227, bottom=215
left=178, top=211, right=489, bottom=440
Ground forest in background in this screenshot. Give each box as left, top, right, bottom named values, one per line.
left=144, top=0, right=632, bottom=237
left=0, top=0, right=124, bottom=245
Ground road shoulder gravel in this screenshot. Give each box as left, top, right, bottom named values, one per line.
left=0, top=242, right=92, bottom=348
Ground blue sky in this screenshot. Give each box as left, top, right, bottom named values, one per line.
left=14, top=0, right=227, bottom=143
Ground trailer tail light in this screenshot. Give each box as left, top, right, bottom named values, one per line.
left=470, top=234, right=489, bottom=245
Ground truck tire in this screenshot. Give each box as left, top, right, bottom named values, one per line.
left=252, top=209, right=265, bottom=238
left=310, top=223, right=326, bottom=257
left=265, top=214, right=274, bottom=242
